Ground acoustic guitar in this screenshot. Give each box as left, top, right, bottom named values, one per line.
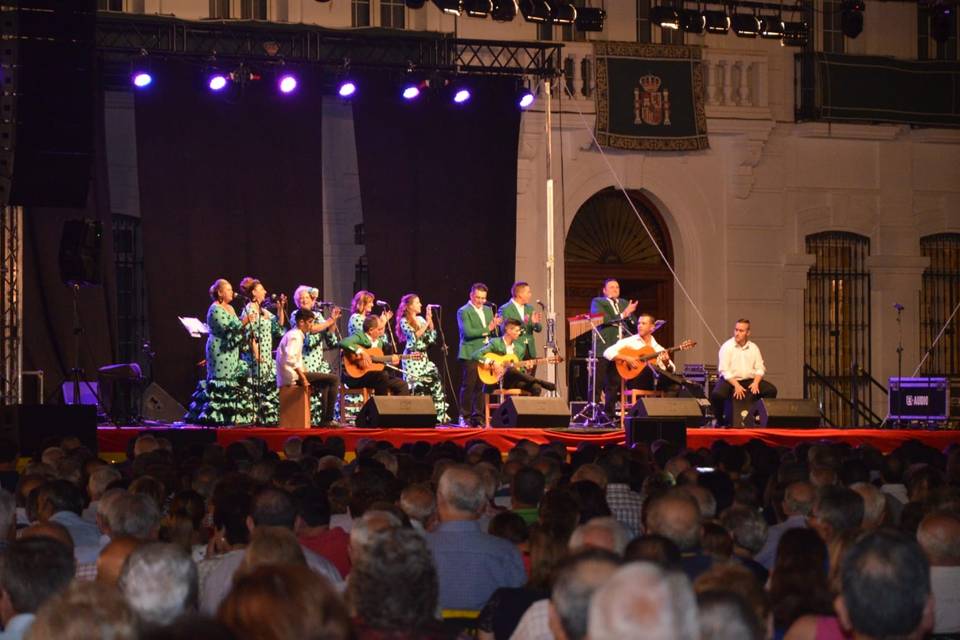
left=614, top=340, right=696, bottom=380
left=342, top=347, right=424, bottom=379
left=478, top=352, right=564, bottom=385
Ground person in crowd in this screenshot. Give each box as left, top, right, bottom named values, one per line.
left=0, top=490, right=15, bottom=551
left=588, top=562, right=699, bottom=640
left=27, top=581, right=139, bottom=640
left=850, top=482, right=887, bottom=530
left=238, top=276, right=286, bottom=425
left=598, top=449, right=643, bottom=539
left=395, top=293, right=450, bottom=423
left=347, top=527, right=449, bottom=639
left=916, top=511, right=960, bottom=635
left=400, top=483, right=437, bottom=535
left=238, top=526, right=307, bottom=573
left=427, top=465, right=525, bottom=611
left=718, top=505, right=770, bottom=584
left=767, top=527, right=835, bottom=638
left=118, top=542, right=198, bottom=629
left=0, top=538, right=75, bottom=640
left=38, top=480, right=100, bottom=563
left=696, top=590, right=765, bottom=640
left=293, top=485, right=351, bottom=578
left=82, top=466, right=120, bottom=523
left=754, top=480, right=814, bottom=570
left=185, top=278, right=255, bottom=425
left=510, top=467, right=546, bottom=526
left=645, top=489, right=714, bottom=580
left=96, top=536, right=142, bottom=586
left=808, top=485, right=864, bottom=545
left=567, top=517, right=630, bottom=556
left=834, top=530, right=934, bottom=640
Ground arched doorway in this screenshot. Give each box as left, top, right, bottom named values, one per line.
left=564, top=188, right=675, bottom=399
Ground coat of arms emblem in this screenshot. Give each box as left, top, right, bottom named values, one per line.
left=633, top=74, right=672, bottom=126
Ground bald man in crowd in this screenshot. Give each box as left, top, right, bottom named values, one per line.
left=754, top=480, right=815, bottom=570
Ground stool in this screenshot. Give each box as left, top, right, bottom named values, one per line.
left=724, top=397, right=759, bottom=427
left=484, top=388, right=529, bottom=428
left=337, top=385, right=376, bottom=426
left=620, top=381, right=663, bottom=430
left=279, top=385, right=311, bottom=429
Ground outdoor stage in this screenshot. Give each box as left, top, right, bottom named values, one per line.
left=95, top=424, right=960, bottom=458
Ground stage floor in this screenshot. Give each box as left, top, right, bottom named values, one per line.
left=95, top=424, right=960, bottom=457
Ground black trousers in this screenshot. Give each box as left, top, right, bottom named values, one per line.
left=502, top=369, right=544, bottom=396
left=345, top=370, right=410, bottom=397
left=299, top=372, right=338, bottom=423
left=597, top=357, right=620, bottom=417
left=709, top=378, right=778, bottom=426
left=459, top=360, right=482, bottom=422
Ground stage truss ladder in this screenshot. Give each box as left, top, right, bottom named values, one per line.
left=0, top=205, right=22, bottom=406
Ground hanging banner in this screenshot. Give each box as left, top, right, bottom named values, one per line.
left=594, top=42, right=709, bottom=151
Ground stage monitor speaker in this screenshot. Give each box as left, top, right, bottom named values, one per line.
left=493, top=397, right=570, bottom=429
left=0, top=404, right=97, bottom=457
left=757, top=399, right=821, bottom=429
left=355, top=396, right=436, bottom=428
left=625, top=418, right=687, bottom=449
left=0, top=1, right=96, bottom=207
left=628, top=397, right=707, bottom=426
left=59, top=219, right=103, bottom=286
left=141, top=383, right=187, bottom=424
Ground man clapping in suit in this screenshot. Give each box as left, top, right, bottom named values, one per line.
left=590, top=278, right=638, bottom=419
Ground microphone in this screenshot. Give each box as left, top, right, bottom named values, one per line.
left=653, top=319, right=667, bottom=332
left=482, top=301, right=496, bottom=307
left=893, top=303, right=905, bottom=311
left=375, top=299, right=392, bottom=309
left=536, top=299, right=546, bottom=310
left=427, top=304, right=441, bottom=309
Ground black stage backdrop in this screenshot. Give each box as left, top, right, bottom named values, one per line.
left=352, top=78, right=520, bottom=410
left=135, top=62, right=325, bottom=405
left=23, top=87, right=118, bottom=402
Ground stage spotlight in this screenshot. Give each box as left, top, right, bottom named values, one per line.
left=781, top=20, right=809, bottom=46
left=575, top=7, right=605, bottom=31
left=651, top=4, right=680, bottom=29
left=452, top=86, right=472, bottom=104
left=552, top=0, right=577, bottom=24
left=131, top=71, right=153, bottom=88
left=841, top=0, right=864, bottom=38
left=338, top=79, right=357, bottom=98
left=278, top=74, right=298, bottom=94
left=432, top=0, right=463, bottom=15
left=208, top=73, right=229, bottom=91
left=464, top=0, right=492, bottom=16
left=518, top=87, right=535, bottom=109
left=491, top=0, right=518, bottom=20
left=931, top=2, right=953, bottom=43
left=704, top=9, right=730, bottom=33
left=679, top=9, right=705, bottom=33
left=402, top=82, right=422, bottom=100
left=731, top=12, right=760, bottom=37
left=519, top=0, right=551, bottom=22
left=759, top=15, right=784, bottom=38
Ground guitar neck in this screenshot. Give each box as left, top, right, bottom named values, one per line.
left=518, top=356, right=558, bottom=367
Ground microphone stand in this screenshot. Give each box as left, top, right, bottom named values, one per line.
left=433, top=306, right=458, bottom=423
left=539, top=300, right=559, bottom=395
left=570, top=320, right=612, bottom=428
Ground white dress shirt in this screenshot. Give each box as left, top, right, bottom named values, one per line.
left=276, top=327, right=305, bottom=387
left=717, top=337, right=765, bottom=381
left=602, top=334, right=675, bottom=372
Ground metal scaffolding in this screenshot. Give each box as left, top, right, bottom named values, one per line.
left=0, top=206, right=22, bottom=407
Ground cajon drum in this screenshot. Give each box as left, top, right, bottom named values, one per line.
left=279, top=385, right=311, bottom=429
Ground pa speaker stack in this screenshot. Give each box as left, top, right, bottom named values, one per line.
left=0, top=404, right=97, bottom=456
left=492, top=397, right=570, bottom=428
left=626, top=397, right=706, bottom=448
left=355, top=396, right=436, bottom=428
left=0, top=0, right=97, bottom=207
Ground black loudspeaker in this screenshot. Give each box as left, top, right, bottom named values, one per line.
left=493, top=397, right=570, bottom=429
left=625, top=418, right=687, bottom=448
left=757, top=399, right=822, bottom=429
left=625, top=397, right=705, bottom=448
left=0, top=1, right=97, bottom=207
left=141, top=382, right=187, bottom=424
left=355, top=396, right=436, bottom=428
left=0, top=404, right=97, bottom=457
left=59, top=219, right=103, bottom=286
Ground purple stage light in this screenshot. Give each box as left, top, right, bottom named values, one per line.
left=518, top=91, right=535, bottom=109
left=132, top=72, right=153, bottom=88
left=453, top=88, right=471, bottom=104
left=338, top=80, right=357, bottom=98
left=208, top=74, right=229, bottom=91
left=278, top=74, right=298, bottom=94
left=402, top=84, right=421, bottom=100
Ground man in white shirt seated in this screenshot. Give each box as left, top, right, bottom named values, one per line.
left=602, top=314, right=674, bottom=394
left=277, top=309, right=339, bottom=427
left=709, top=318, right=777, bottom=426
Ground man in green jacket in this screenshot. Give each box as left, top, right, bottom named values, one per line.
left=340, top=315, right=411, bottom=397
left=457, top=282, right=501, bottom=426
left=499, top=281, right=543, bottom=364
left=475, top=319, right=555, bottom=396
left=590, top=278, right=638, bottom=418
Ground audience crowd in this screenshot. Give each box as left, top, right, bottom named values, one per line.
left=0, top=430, right=957, bottom=640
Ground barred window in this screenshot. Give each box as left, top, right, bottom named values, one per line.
left=919, top=234, right=960, bottom=375
left=821, top=0, right=845, bottom=53
left=804, top=232, right=871, bottom=426
left=918, top=5, right=958, bottom=61
left=241, top=0, right=268, bottom=19
left=353, top=0, right=371, bottom=27
left=210, top=0, right=230, bottom=19
left=381, top=0, right=406, bottom=29
left=98, top=0, right=124, bottom=10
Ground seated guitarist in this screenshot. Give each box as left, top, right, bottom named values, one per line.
left=340, top=315, right=411, bottom=397
left=475, top=318, right=556, bottom=396
left=602, top=314, right=676, bottom=393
